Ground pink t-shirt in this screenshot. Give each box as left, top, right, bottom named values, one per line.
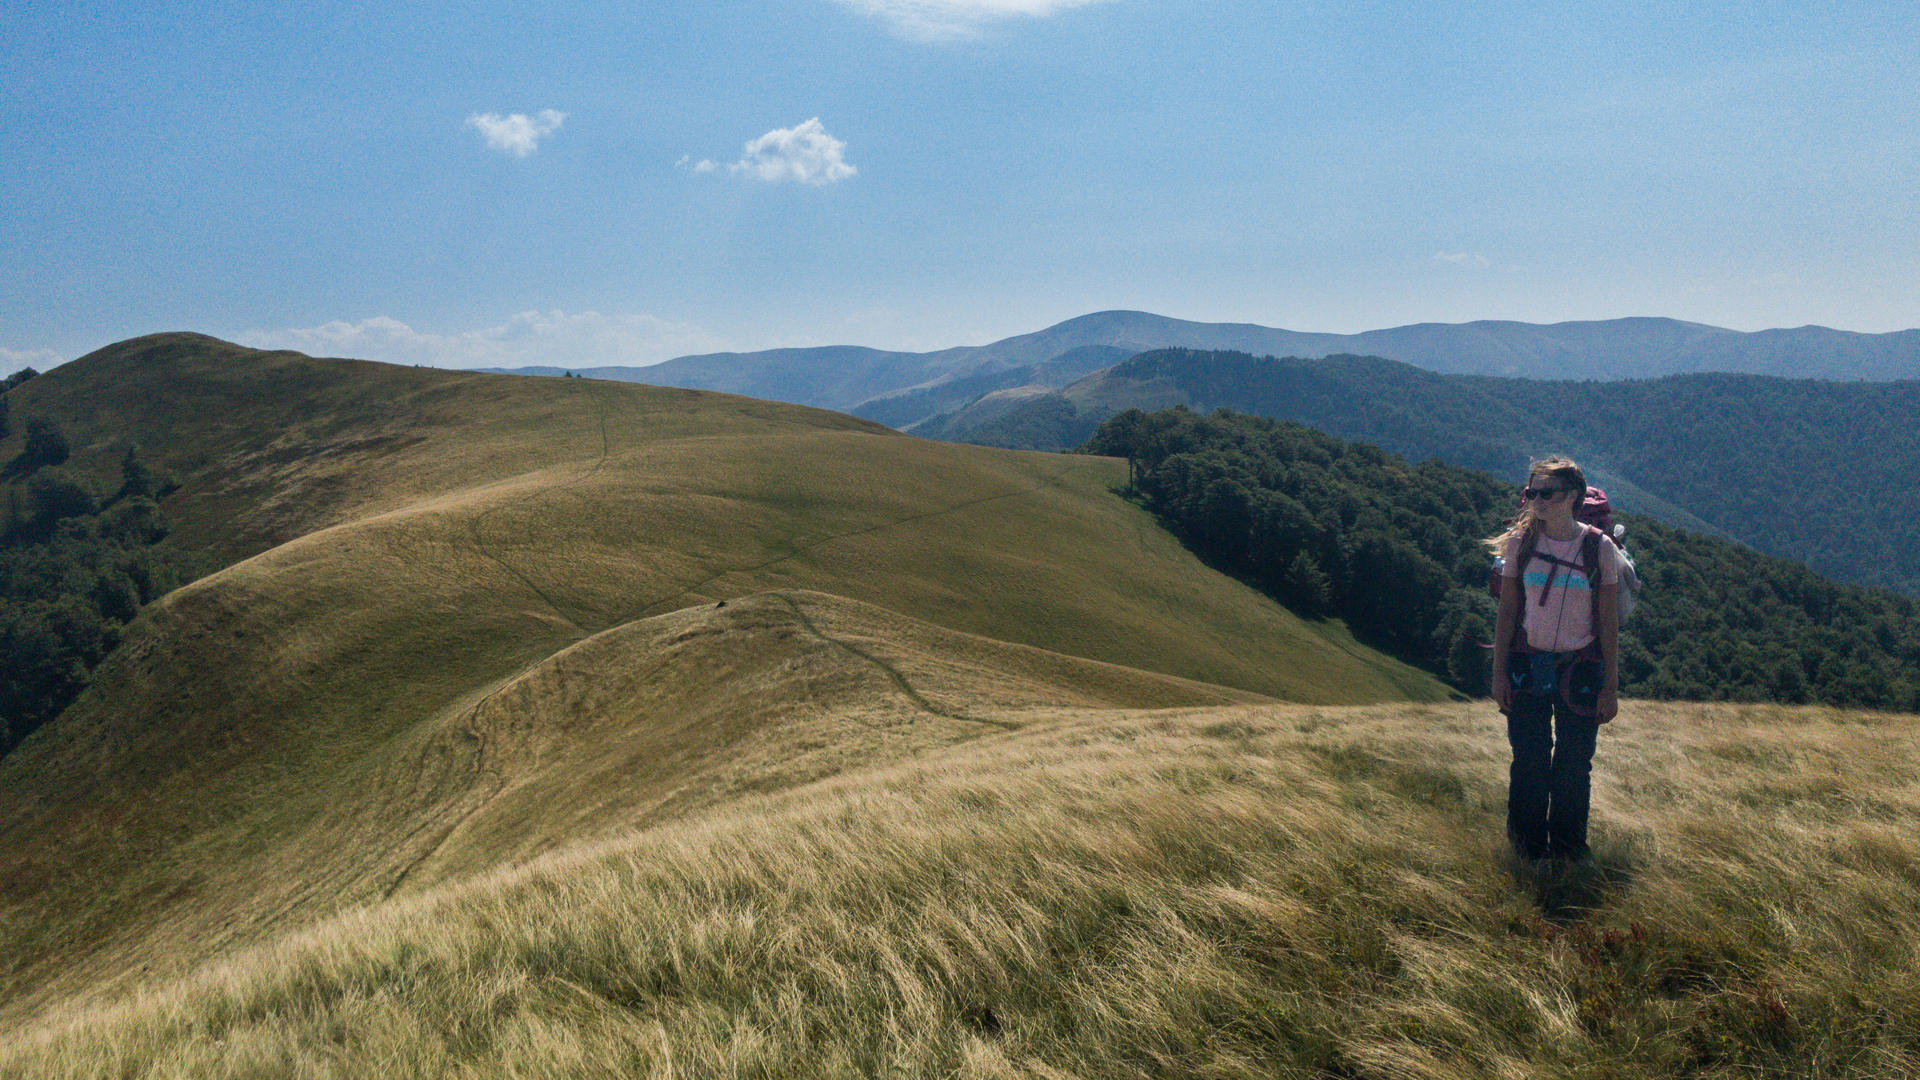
left=1502, top=525, right=1625, bottom=652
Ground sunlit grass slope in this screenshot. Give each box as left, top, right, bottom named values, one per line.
left=1, top=334, right=1433, bottom=701
left=0, top=336, right=1444, bottom=1025
left=6, top=699, right=1917, bottom=1079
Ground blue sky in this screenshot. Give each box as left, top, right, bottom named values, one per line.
left=4, top=0, right=1916, bottom=371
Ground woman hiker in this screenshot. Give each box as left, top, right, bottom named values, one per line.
left=1488, top=457, right=1625, bottom=863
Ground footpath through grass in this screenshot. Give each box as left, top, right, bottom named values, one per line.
left=6, top=699, right=1918, bottom=1079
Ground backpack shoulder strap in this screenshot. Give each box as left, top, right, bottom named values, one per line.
left=1515, top=526, right=1546, bottom=620
left=1582, top=526, right=1607, bottom=641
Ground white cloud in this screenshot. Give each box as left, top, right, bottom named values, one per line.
left=467, top=109, right=567, bottom=158
left=238, top=310, right=727, bottom=370
left=835, top=0, right=1116, bottom=41
left=676, top=154, right=719, bottom=173
left=723, top=118, right=857, bottom=186
left=1, top=346, right=62, bottom=375
left=1434, top=251, right=1491, bottom=268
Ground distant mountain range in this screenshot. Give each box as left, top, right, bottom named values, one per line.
left=483, top=310, right=1920, bottom=431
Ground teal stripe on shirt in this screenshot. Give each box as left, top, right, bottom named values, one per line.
left=1522, top=570, right=1592, bottom=591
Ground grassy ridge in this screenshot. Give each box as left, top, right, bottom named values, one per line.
left=0, top=333, right=889, bottom=563
left=0, top=336, right=1444, bottom=1026
left=6, top=698, right=1917, bottom=1078
left=0, top=334, right=1436, bottom=698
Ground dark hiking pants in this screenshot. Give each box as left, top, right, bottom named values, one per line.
left=1505, top=687, right=1599, bottom=860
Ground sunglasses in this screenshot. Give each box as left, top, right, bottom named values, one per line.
left=1523, top=486, right=1577, bottom=501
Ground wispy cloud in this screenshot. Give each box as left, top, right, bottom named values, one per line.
left=835, top=0, right=1116, bottom=41
left=1433, top=251, right=1491, bottom=268
left=467, top=109, right=567, bottom=158
left=676, top=154, right=719, bottom=173
left=721, top=118, right=857, bottom=186
left=238, top=310, right=726, bottom=369
left=1, top=346, right=61, bottom=375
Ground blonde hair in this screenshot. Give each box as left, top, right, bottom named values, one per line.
left=1484, top=456, right=1588, bottom=555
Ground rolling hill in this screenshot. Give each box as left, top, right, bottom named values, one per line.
left=0, top=333, right=1442, bottom=1029
left=482, top=311, right=1920, bottom=432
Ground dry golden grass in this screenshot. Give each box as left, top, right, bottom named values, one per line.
left=1, top=336, right=1450, bottom=1029
left=5, top=697, right=1916, bottom=1079
left=0, top=588, right=1267, bottom=1026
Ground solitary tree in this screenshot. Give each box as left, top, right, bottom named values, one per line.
left=1282, top=551, right=1332, bottom=615
left=25, top=470, right=96, bottom=534
left=1448, top=613, right=1492, bottom=696
left=21, top=416, right=69, bottom=470
left=118, top=445, right=155, bottom=501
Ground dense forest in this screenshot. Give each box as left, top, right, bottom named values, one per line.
left=948, top=349, right=1920, bottom=594
left=1, top=373, right=188, bottom=758
left=1085, top=407, right=1920, bottom=711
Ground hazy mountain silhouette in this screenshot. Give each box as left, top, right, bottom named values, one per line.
left=483, top=311, right=1920, bottom=431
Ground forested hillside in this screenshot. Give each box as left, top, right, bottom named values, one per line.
left=955, top=349, right=1920, bottom=594
left=0, top=374, right=195, bottom=757
left=1086, top=407, right=1920, bottom=711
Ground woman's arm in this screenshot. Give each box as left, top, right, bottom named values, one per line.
left=1596, top=583, right=1620, bottom=722
left=1491, top=570, right=1525, bottom=711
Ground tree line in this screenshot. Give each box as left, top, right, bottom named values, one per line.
left=2, top=380, right=190, bottom=758
left=1085, top=406, right=1920, bottom=710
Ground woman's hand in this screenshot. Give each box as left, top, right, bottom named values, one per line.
left=1492, top=663, right=1511, bottom=713
left=1596, top=686, right=1618, bottom=724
